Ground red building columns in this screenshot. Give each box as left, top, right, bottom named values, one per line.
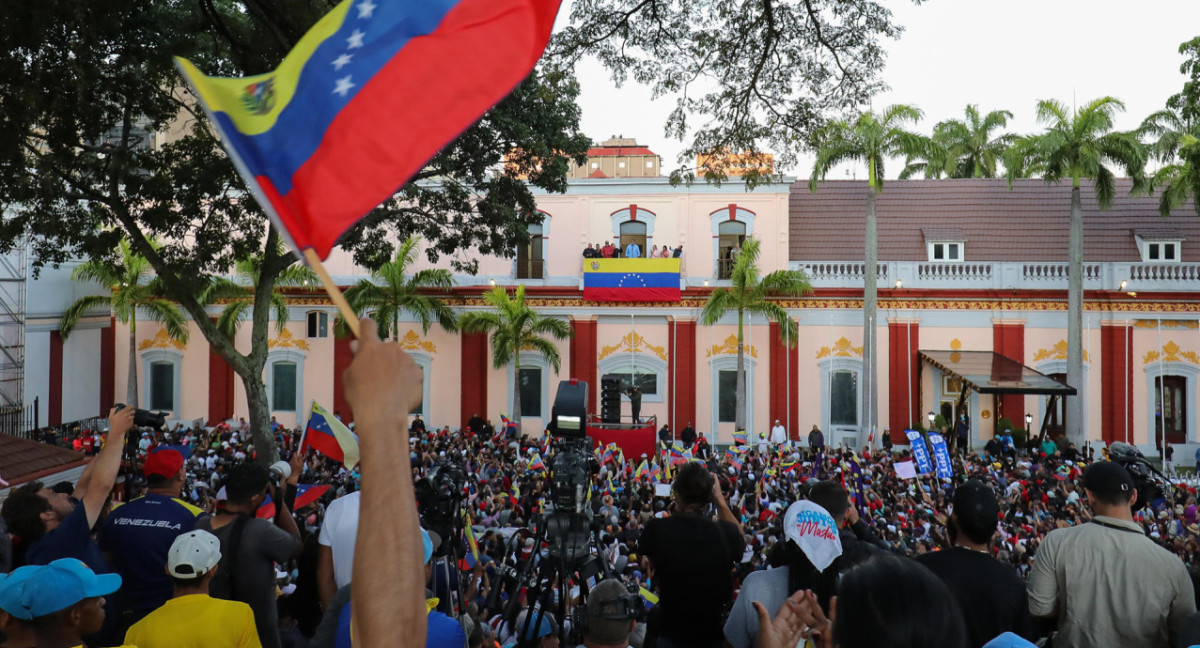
left=992, top=319, right=1026, bottom=424
left=768, top=320, right=800, bottom=440
left=460, top=331, right=489, bottom=427
left=1100, top=320, right=1134, bottom=445
left=887, top=318, right=920, bottom=440
left=569, top=318, right=598, bottom=412
left=668, top=319, right=696, bottom=433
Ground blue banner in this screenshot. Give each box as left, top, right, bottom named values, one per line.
left=928, top=432, right=954, bottom=480
left=904, top=429, right=934, bottom=474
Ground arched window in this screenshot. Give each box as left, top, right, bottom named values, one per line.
left=517, top=221, right=545, bottom=279
left=619, top=221, right=647, bottom=258
left=141, top=349, right=182, bottom=415
left=717, top=221, right=747, bottom=279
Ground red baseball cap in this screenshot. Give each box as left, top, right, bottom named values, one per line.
left=144, top=449, right=184, bottom=479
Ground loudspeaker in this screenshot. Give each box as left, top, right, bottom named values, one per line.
left=600, top=375, right=621, bottom=424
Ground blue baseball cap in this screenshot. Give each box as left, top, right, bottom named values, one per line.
left=0, top=566, right=40, bottom=620
left=21, top=559, right=121, bottom=618
left=520, top=612, right=557, bottom=640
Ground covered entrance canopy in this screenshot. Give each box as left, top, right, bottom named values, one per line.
left=919, top=350, right=1077, bottom=441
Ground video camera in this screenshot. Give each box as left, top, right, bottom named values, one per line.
left=113, top=403, right=167, bottom=429
left=415, top=459, right=467, bottom=544
left=1107, top=442, right=1169, bottom=511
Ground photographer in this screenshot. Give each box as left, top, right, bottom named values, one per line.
left=577, top=579, right=637, bottom=648
left=198, top=460, right=303, bottom=648
left=638, top=462, right=743, bottom=648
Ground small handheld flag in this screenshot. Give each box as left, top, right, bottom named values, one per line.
left=301, top=401, right=360, bottom=468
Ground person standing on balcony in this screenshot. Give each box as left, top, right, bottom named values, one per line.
left=624, top=386, right=642, bottom=423
left=624, top=240, right=641, bottom=258
left=672, top=244, right=683, bottom=258
left=601, top=241, right=615, bottom=258
left=583, top=244, right=598, bottom=259
left=650, top=244, right=660, bottom=258
left=659, top=245, right=671, bottom=258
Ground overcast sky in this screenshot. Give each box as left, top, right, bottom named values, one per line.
left=560, top=0, right=1200, bottom=178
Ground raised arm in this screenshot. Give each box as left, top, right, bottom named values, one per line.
left=345, top=318, right=426, bottom=648
left=75, top=407, right=134, bottom=528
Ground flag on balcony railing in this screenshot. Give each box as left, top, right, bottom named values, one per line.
left=175, top=0, right=561, bottom=260
left=583, top=258, right=681, bottom=302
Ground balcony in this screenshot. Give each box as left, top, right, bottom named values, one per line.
left=791, top=260, right=1200, bottom=293
left=516, top=258, right=544, bottom=280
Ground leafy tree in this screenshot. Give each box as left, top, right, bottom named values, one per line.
left=0, top=0, right=588, bottom=461
left=552, top=0, right=924, bottom=185
left=1006, top=97, right=1145, bottom=444
left=1167, top=37, right=1200, bottom=127
left=1140, top=38, right=1200, bottom=217
left=809, top=105, right=928, bottom=440
left=903, top=105, right=1015, bottom=179
left=59, top=240, right=188, bottom=408
left=459, top=285, right=572, bottom=428
left=339, top=237, right=458, bottom=340
left=699, top=237, right=810, bottom=432
left=200, top=249, right=319, bottom=338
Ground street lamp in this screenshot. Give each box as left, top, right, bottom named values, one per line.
left=895, top=279, right=903, bottom=290
left=489, top=279, right=497, bottom=287
left=1025, top=412, right=1034, bottom=441
left=927, top=411, right=935, bottom=428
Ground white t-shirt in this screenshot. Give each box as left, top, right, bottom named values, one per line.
left=318, top=491, right=361, bottom=589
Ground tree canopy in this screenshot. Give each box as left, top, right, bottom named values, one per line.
left=552, top=0, right=923, bottom=186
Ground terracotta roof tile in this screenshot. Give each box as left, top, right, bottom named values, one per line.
left=586, top=147, right=657, bottom=157
left=790, top=178, right=1200, bottom=262
left=0, top=435, right=88, bottom=485
left=588, top=168, right=609, bottom=178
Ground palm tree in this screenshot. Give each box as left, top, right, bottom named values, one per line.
left=901, top=105, right=1015, bottom=179
left=809, top=104, right=928, bottom=441
left=339, top=237, right=458, bottom=339
left=700, top=237, right=811, bottom=432
left=459, top=284, right=572, bottom=428
left=200, top=249, right=319, bottom=337
left=60, top=239, right=188, bottom=408
left=1006, top=97, right=1146, bottom=444
left=1140, top=106, right=1200, bottom=216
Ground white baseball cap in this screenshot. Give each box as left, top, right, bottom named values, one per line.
left=168, top=530, right=222, bottom=578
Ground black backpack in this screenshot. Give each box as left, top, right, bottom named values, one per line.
left=207, top=514, right=250, bottom=602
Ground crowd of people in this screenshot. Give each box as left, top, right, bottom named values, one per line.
left=2, top=324, right=1200, bottom=647
left=582, top=242, right=683, bottom=260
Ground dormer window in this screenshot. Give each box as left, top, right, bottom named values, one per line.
left=922, top=228, right=966, bottom=263
left=928, top=241, right=964, bottom=262
left=1135, top=231, right=1183, bottom=263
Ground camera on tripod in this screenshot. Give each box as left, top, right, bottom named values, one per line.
left=415, top=460, right=467, bottom=546
left=1107, top=441, right=1168, bottom=510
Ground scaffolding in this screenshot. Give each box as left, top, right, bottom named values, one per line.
left=0, top=236, right=27, bottom=410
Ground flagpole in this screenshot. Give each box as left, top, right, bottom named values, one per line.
left=303, top=248, right=361, bottom=338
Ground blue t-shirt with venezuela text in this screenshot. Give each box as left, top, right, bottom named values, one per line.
left=100, top=494, right=207, bottom=614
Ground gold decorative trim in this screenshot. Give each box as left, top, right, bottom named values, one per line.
left=598, top=331, right=667, bottom=362
left=1032, top=340, right=1090, bottom=363
left=815, top=336, right=862, bottom=359
left=268, top=329, right=310, bottom=351
left=1144, top=341, right=1200, bottom=365
left=1134, top=319, right=1199, bottom=329
left=950, top=338, right=963, bottom=351
left=707, top=334, right=758, bottom=359
left=137, top=328, right=185, bottom=351
left=397, top=329, right=437, bottom=354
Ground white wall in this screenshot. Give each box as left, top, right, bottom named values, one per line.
left=62, top=328, right=101, bottom=423
left=25, top=331, right=49, bottom=428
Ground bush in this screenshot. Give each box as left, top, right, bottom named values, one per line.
left=1011, top=428, right=1028, bottom=449
left=996, top=417, right=1015, bottom=434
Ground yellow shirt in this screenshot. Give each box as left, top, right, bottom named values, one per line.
left=124, top=594, right=261, bottom=648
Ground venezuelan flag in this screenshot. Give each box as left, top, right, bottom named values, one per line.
left=301, top=401, right=360, bottom=468
left=175, top=0, right=561, bottom=259
left=583, top=258, right=681, bottom=303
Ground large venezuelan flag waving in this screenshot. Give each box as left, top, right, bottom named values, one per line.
left=176, top=0, right=561, bottom=259
left=583, top=258, right=681, bottom=302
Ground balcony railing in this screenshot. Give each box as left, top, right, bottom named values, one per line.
left=789, top=260, right=1200, bottom=293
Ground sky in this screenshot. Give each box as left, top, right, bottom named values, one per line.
left=559, top=0, right=1200, bottom=178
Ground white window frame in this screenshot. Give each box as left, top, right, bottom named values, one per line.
left=591, top=162, right=599, bottom=169
left=513, top=211, right=552, bottom=280
left=1140, top=239, right=1182, bottom=263
left=507, top=351, right=553, bottom=421
left=265, top=348, right=306, bottom=422
left=141, top=348, right=183, bottom=416
left=306, top=311, right=330, bottom=338
left=709, top=207, right=757, bottom=279
left=818, top=357, right=862, bottom=439
left=645, top=160, right=654, bottom=168
left=927, top=241, right=965, bottom=263
left=598, top=353, right=667, bottom=404
left=408, top=351, right=433, bottom=418
left=709, top=354, right=757, bottom=439
left=610, top=207, right=657, bottom=245
left=1144, top=362, right=1199, bottom=444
